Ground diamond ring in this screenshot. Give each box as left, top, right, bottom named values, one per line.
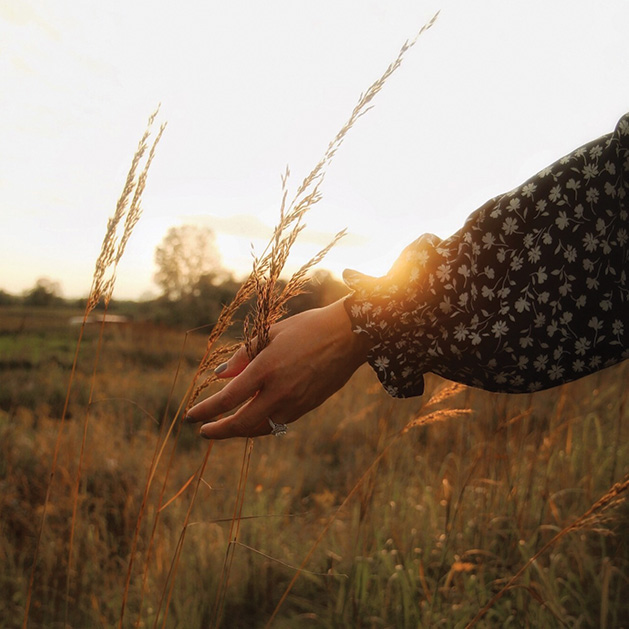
left=268, top=418, right=288, bottom=437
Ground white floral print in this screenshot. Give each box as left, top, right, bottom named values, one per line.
left=344, top=113, right=629, bottom=396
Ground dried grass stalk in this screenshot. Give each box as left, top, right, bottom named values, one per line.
left=185, top=10, right=440, bottom=411
left=402, top=408, right=473, bottom=433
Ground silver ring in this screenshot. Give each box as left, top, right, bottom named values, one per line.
left=268, top=418, right=287, bottom=437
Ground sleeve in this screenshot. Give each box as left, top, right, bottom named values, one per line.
left=343, top=112, right=629, bottom=397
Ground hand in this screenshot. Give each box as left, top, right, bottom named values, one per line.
left=185, top=298, right=371, bottom=439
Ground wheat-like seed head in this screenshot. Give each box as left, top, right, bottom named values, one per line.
left=569, top=474, right=629, bottom=531
left=87, top=107, right=165, bottom=313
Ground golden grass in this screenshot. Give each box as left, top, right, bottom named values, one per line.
left=2, top=338, right=627, bottom=626
left=23, top=108, right=166, bottom=629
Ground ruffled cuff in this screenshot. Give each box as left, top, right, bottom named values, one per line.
left=343, top=233, right=444, bottom=398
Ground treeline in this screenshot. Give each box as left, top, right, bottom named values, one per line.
left=137, top=269, right=349, bottom=330
left=1, top=278, right=65, bottom=308
left=1, top=270, right=349, bottom=331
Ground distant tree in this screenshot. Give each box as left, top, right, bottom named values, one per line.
left=154, top=225, right=224, bottom=301
left=0, top=289, right=17, bottom=306
left=24, top=277, right=63, bottom=307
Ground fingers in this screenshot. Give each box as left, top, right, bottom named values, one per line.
left=199, top=392, right=286, bottom=440
left=192, top=364, right=291, bottom=440
left=185, top=360, right=262, bottom=424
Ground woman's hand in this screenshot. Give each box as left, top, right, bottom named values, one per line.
left=185, top=298, right=371, bottom=439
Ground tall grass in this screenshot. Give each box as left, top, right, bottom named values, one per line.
left=22, top=107, right=166, bottom=628
left=3, top=9, right=628, bottom=628
left=2, top=347, right=626, bottom=626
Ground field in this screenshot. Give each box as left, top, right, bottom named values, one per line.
left=0, top=304, right=627, bottom=628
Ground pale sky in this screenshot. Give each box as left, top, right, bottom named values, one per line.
left=1, top=0, right=627, bottom=299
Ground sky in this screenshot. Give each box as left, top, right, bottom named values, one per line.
left=1, top=0, right=627, bottom=299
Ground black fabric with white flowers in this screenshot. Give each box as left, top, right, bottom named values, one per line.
left=344, top=113, right=629, bottom=397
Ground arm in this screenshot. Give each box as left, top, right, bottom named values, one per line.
left=187, top=112, right=629, bottom=438
left=345, top=112, right=629, bottom=396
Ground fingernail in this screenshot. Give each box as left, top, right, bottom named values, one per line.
left=214, top=362, right=228, bottom=375
left=184, top=414, right=194, bottom=423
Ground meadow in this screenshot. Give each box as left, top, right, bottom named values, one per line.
left=0, top=303, right=627, bottom=628
left=3, top=15, right=627, bottom=628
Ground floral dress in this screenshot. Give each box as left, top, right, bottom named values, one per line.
left=344, top=112, right=629, bottom=397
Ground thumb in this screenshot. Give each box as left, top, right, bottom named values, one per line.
left=215, top=344, right=251, bottom=378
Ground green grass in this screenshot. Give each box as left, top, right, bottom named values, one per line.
left=0, top=305, right=627, bottom=628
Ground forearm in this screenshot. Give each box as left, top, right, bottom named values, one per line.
left=344, top=112, right=629, bottom=396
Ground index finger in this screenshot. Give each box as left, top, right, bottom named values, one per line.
left=185, top=363, right=263, bottom=423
